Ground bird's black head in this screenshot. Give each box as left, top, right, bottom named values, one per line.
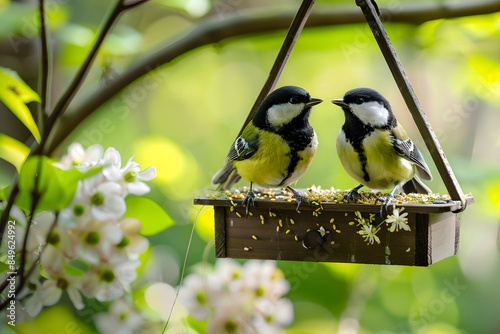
left=332, top=87, right=396, bottom=129
left=253, top=86, right=322, bottom=131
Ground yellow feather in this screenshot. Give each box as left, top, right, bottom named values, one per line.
left=234, top=130, right=317, bottom=188
left=337, top=129, right=415, bottom=190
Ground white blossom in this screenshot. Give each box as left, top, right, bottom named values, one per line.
left=178, top=274, right=222, bottom=320
left=82, top=260, right=140, bottom=302
left=386, top=207, right=410, bottom=232
left=206, top=293, right=254, bottom=334
left=95, top=298, right=143, bottom=334
left=179, top=259, right=294, bottom=333
left=13, top=143, right=156, bottom=323
left=41, top=274, right=84, bottom=310
left=112, top=218, right=149, bottom=262
left=53, top=143, right=103, bottom=170
left=74, top=178, right=127, bottom=221
left=102, top=148, right=156, bottom=196
left=74, top=219, right=123, bottom=264
left=22, top=280, right=44, bottom=318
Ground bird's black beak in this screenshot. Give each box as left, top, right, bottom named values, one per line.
left=331, top=98, right=348, bottom=108
left=306, top=98, right=323, bottom=107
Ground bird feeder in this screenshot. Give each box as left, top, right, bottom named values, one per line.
left=194, top=0, right=474, bottom=266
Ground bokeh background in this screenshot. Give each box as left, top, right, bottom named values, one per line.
left=1, top=0, right=500, bottom=332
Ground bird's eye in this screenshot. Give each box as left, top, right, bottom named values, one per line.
left=355, top=97, right=365, bottom=104
left=289, top=97, right=299, bottom=104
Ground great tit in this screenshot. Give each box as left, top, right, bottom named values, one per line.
left=332, top=88, right=432, bottom=214
left=212, top=86, right=323, bottom=216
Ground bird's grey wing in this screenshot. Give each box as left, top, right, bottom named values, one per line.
left=392, top=134, right=432, bottom=181
left=224, top=135, right=258, bottom=163
left=211, top=135, right=258, bottom=187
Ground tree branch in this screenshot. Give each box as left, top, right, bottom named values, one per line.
left=47, top=0, right=500, bottom=154
left=38, top=0, right=50, bottom=124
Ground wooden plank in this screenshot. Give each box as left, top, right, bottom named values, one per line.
left=193, top=197, right=465, bottom=214
left=355, top=0, right=467, bottom=208
left=195, top=193, right=468, bottom=266
left=220, top=205, right=428, bottom=266
left=427, top=212, right=459, bottom=264
left=214, top=206, right=227, bottom=258
left=414, top=214, right=430, bottom=266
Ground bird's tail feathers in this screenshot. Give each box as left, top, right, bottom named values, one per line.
left=211, top=163, right=241, bottom=191
left=416, top=164, right=432, bottom=181
left=402, top=175, right=431, bottom=194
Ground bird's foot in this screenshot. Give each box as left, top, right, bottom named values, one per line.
left=375, top=193, right=395, bottom=217
left=287, top=186, right=309, bottom=211
left=242, top=189, right=255, bottom=218
left=344, top=185, right=363, bottom=203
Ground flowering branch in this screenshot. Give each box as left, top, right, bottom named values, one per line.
left=0, top=0, right=150, bottom=263
left=0, top=0, right=152, bottom=316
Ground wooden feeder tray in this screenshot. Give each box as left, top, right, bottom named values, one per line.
left=194, top=193, right=474, bottom=266
left=197, top=0, right=474, bottom=267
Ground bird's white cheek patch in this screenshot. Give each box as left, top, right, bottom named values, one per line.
left=350, top=101, right=389, bottom=127
left=266, top=103, right=305, bottom=129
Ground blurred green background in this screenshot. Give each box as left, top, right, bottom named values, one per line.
left=1, top=0, right=500, bottom=333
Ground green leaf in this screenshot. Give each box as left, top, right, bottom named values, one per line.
left=16, top=156, right=103, bottom=213
left=67, top=258, right=90, bottom=272
left=136, top=245, right=150, bottom=275
left=124, top=197, right=174, bottom=236
left=63, top=264, right=84, bottom=277
left=0, top=133, right=30, bottom=172
left=0, top=186, right=8, bottom=201
left=15, top=304, right=95, bottom=334
left=186, top=315, right=208, bottom=334
left=0, top=261, right=9, bottom=275
left=0, top=67, right=41, bottom=142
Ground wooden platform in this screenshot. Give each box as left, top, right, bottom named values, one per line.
left=194, top=196, right=474, bottom=266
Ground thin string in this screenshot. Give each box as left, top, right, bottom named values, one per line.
left=162, top=205, right=205, bottom=333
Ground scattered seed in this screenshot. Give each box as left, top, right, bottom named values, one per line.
left=331, top=241, right=335, bottom=245
left=235, top=212, right=241, bottom=218
left=286, top=229, right=291, bottom=234
left=248, top=212, right=253, bottom=216
left=294, top=235, right=299, bottom=241
left=345, top=212, right=348, bottom=216
left=349, top=222, right=355, bottom=225
left=230, top=206, right=234, bottom=212
left=330, top=218, right=335, bottom=223
left=276, top=225, right=280, bottom=232
left=290, top=219, right=295, bottom=225
left=244, top=247, right=251, bottom=251
left=252, top=235, right=258, bottom=240
left=333, top=224, right=336, bottom=230
left=297, top=210, right=301, bottom=214
left=336, top=230, right=341, bottom=233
